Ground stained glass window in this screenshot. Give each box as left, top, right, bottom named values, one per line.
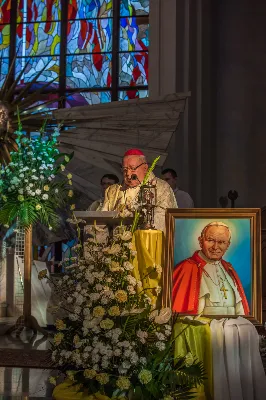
left=1, top=0, right=149, bottom=104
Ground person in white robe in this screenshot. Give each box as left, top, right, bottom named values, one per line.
left=101, top=148, right=177, bottom=232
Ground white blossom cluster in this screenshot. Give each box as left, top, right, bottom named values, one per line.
left=0, top=126, right=73, bottom=227
left=48, top=226, right=172, bottom=391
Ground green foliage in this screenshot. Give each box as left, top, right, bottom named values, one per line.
left=0, top=124, right=74, bottom=229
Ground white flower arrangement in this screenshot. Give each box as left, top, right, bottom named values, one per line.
left=40, top=224, right=205, bottom=399
left=0, top=123, right=74, bottom=229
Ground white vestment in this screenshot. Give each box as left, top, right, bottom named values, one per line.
left=210, top=317, right=266, bottom=400
left=102, top=173, right=177, bottom=232
left=198, top=252, right=244, bottom=315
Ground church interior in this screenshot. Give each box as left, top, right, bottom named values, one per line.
left=1, top=0, right=266, bottom=399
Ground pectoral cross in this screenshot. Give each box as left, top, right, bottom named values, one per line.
left=220, top=284, right=228, bottom=299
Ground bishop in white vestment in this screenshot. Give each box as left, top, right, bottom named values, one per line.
left=101, top=149, right=177, bottom=232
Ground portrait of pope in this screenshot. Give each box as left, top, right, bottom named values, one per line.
left=172, top=221, right=250, bottom=316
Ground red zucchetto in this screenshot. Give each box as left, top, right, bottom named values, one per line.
left=123, top=148, right=144, bottom=157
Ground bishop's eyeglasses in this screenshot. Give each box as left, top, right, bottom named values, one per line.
left=121, top=162, right=147, bottom=173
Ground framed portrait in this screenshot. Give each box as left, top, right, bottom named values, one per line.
left=163, top=208, right=262, bottom=324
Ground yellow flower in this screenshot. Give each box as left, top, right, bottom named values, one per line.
left=103, top=244, right=121, bottom=255
left=68, top=180, right=72, bottom=185
left=73, top=335, right=80, bottom=346
left=49, top=376, right=57, bottom=386
left=60, top=164, right=65, bottom=171
left=54, top=332, right=64, bottom=346
left=70, top=204, right=75, bottom=210
left=36, top=204, right=42, bottom=210
left=108, top=306, right=120, bottom=316
left=100, top=318, right=114, bottom=330
left=185, top=352, right=194, bottom=367
left=67, top=173, right=72, bottom=179
left=66, top=370, right=76, bottom=382
left=2, top=195, right=7, bottom=202
left=64, top=155, right=70, bottom=162
left=96, top=373, right=109, bottom=385
left=109, top=261, right=121, bottom=272
left=138, top=369, right=152, bottom=384
left=115, top=290, right=128, bottom=303
left=120, top=231, right=132, bottom=241
left=43, top=185, right=50, bottom=191
left=116, top=376, right=131, bottom=390
left=55, top=319, right=66, bottom=331
left=17, top=195, right=24, bottom=201
left=38, top=269, right=47, bottom=280
left=84, top=369, right=97, bottom=379
left=93, top=306, right=105, bottom=318
left=68, top=190, right=74, bottom=198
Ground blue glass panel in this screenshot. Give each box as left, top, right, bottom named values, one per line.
left=0, top=58, right=9, bottom=87
left=15, top=56, right=60, bottom=84
left=0, top=24, right=10, bottom=58
left=120, top=17, right=148, bottom=51
left=16, top=22, right=61, bottom=56
left=118, top=89, right=148, bottom=100
left=68, top=0, right=112, bottom=19
left=66, top=91, right=111, bottom=107
left=17, top=0, right=61, bottom=23
left=119, top=51, right=148, bottom=86
left=66, top=53, right=112, bottom=88
left=67, top=18, right=112, bottom=54
left=120, top=0, right=149, bottom=16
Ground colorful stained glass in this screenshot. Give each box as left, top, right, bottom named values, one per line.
left=0, top=0, right=11, bottom=23
left=68, top=0, right=112, bottom=20
left=15, top=56, right=60, bottom=84
left=66, top=91, right=111, bottom=107
left=119, top=51, right=148, bottom=86
left=120, top=17, right=148, bottom=51
left=0, top=23, right=10, bottom=57
left=66, top=53, right=112, bottom=89
left=67, top=18, right=112, bottom=54
left=17, top=0, right=61, bottom=23
left=0, top=57, right=9, bottom=87
left=120, top=0, right=149, bottom=16
left=118, top=89, right=148, bottom=100
left=16, top=22, right=60, bottom=56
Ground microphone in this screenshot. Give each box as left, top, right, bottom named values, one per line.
left=130, top=174, right=141, bottom=185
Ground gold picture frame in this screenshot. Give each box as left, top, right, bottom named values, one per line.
left=163, top=208, right=262, bottom=325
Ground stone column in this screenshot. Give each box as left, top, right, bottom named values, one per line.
left=150, top=0, right=217, bottom=206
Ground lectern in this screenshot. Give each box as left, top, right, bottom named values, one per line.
left=73, top=211, right=134, bottom=243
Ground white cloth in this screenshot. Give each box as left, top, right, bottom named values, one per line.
left=174, top=188, right=194, bottom=208
left=210, top=317, right=266, bottom=400
left=198, top=257, right=244, bottom=315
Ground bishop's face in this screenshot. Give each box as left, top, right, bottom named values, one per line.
left=199, top=226, right=230, bottom=261
left=122, top=156, right=148, bottom=188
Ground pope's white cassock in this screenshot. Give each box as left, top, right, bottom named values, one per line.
left=198, top=251, right=245, bottom=315
left=101, top=172, right=177, bottom=232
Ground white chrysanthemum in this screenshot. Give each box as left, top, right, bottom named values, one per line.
left=35, top=189, right=42, bottom=195
left=42, top=194, right=48, bottom=200
left=123, top=261, right=134, bottom=271
left=126, top=275, right=137, bottom=286
left=155, top=332, right=166, bottom=341
left=155, top=341, right=166, bottom=351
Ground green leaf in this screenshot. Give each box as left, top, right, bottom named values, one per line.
left=128, top=386, right=144, bottom=400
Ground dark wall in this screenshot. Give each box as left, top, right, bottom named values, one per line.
left=213, top=0, right=266, bottom=207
